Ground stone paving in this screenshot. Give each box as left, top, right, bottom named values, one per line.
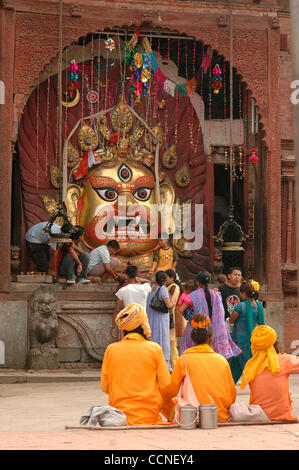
left=1, top=370, right=299, bottom=450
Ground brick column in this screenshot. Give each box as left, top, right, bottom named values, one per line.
left=0, top=3, right=16, bottom=291
left=265, top=26, right=282, bottom=293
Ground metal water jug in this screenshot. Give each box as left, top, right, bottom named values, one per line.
left=178, top=406, right=198, bottom=430
left=199, top=394, right=218, bottom=429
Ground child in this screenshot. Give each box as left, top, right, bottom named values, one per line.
left=115, top=275, right=127, bottom=293
left=149, top=235, right=178, bottom=275
left=175, top=279, right=198, bottom=353
left=178, top=279, right=198, bottom=322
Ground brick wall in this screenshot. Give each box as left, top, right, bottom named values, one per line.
left=284, top=300, right=299, bottom=354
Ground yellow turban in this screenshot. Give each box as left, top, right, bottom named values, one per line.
left=115, top=303, right=151, bottom=338
left=249, top=280, right=260, bottom=292
left=240, top=325, right=280, bottom=390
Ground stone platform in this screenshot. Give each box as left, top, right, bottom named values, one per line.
left=0, top=282, right=119, bottom=369
left=0, top=368, right=100, bottom=384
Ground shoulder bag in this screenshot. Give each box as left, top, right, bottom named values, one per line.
left=149, top=286, right=169, bottom=313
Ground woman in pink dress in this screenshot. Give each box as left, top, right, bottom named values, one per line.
left=179, top=271, right=241, bottom=360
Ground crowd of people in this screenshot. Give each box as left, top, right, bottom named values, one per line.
left=25, top=223, right=299, bottom=426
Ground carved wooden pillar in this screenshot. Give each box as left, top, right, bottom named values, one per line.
left=265, top=26, right=282, bottom=292
left=0, top=3, right=16, bottom=291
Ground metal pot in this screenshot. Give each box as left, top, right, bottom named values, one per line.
left=177, top=406, right=198, bottom=430
left=199, top=395, right=218, bottom=429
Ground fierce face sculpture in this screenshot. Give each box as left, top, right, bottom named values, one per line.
left=67, top=159, right=174, bottom=257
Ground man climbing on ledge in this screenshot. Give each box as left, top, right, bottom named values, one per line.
left=25, top=221, right=67, bottom=275
left=87, top=240, right=121, bottom=282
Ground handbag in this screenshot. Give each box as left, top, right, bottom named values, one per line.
left=149, top=287, right=169, bottom=313
left=174, top=355, right=199, bottom=424
left=169, top=308, right=175, bottom=328
left=229, top=403, right=270, bottom=423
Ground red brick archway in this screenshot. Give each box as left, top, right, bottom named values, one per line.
left=0, top=3, right=281, bottom=294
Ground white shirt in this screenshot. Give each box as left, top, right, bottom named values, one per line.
left=88, top=245, right=111, bottom=271
left=116, top=283, right=152, bottom=310
left=25, top=222, right=61, bottom=250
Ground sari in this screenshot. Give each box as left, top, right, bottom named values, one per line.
left=229, top=299, right=265, bottom=383
left=179, top=288, right=242, bottom=360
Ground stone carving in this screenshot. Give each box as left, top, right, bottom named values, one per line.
left=217, top=16, right=228, bottom=28
left=212, top=245, right=224, bottom=283
left=70, top=4, right=84, bottom=17
left=28, top=286, right=59, bottom=369
left=10, top=245, right=21, bottom=280
left=270, top=17, right=280, bottom=30
left=57, top=314, right=107, bottom=360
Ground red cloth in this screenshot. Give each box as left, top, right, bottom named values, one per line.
left=56, top=247, right=62, bottom=272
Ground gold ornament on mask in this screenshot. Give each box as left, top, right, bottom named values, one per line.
left=132, top=146, right=144, bottom=162
left=78, top=125, right=99, bottom=151
left=67, top=142, right=80, bottom=168
left=40, top=195, right=64, bottom=226
left=98, top=115, right=111, bottom=141
left=175, top=163, right=190, bottom=187
left=173, top=238, right=192, bottom=258
left=144, top=122, right=163, bottom=152
left=49, top=165, right=61, bottom=189
left=116, top=136, right=132, bottom=159
left=101, top=147, right=116, bottom=162
left=133, top=122, right=145, bottom=142
left=162, top=144, right=177, bottom=169
left=111, top=95, right=133, bottom=134
left=65, top=184, right=82, bottom=225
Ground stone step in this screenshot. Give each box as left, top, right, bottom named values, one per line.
left=0, top=368, right=100, bottom=384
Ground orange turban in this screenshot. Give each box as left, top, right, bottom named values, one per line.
left=240, top=325, right=280, bottom=390
left=116, top=303, right=151, bottom=338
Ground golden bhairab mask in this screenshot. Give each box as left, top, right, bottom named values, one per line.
left=66, top=159, right=175, bottom=257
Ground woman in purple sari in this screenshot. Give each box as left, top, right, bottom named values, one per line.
left=179, top=271, right=241, bottom=360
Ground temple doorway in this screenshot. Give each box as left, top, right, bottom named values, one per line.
left=13, top=28, right=261, bottom=280
left=214, top=160, right=244, bottom=274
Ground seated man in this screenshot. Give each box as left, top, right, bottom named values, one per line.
left=111, top=265, right=151, bottom=339
left=240, top=325, right=299, bottom=422
left=88, top=240, right=120, bottom=282
left=25, top=221, right=62, bottom=275
left=101, top=303, right=175, bottom=425
left=164, top=314, right=236, bottom=423
left=58, top=226, right=90, bottom=284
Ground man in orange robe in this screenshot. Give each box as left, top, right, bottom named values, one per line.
left=164, top=314, right=236, bottom=422
left=240, top=325, right=299, bottom=422
left=101, top=303, right=175, bottom=425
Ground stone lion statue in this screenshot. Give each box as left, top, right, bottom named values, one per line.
left=28, top=286, right=59, bottom=369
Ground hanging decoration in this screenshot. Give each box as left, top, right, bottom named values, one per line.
left=243, top=89, right=248, bottom=176
left=142, top=37, right=212, bottom=99
left=208, top=64, right=212, bottom=160
left=61, top=60, right=81, bottom=107
left=86, top=89, right=99, bottom=104
left=123, top=27, right=140, bottom=64
left=211, top=64, right=223, bottom=94
left=249, top=148, right=258, bottom=162
left=61, top=88, right=80, bottom=108
left=69, top=60, right=80, bottom=89
left=130, top=52, right=151, bottom=102
left=104, top=37, right=115, bottom=52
